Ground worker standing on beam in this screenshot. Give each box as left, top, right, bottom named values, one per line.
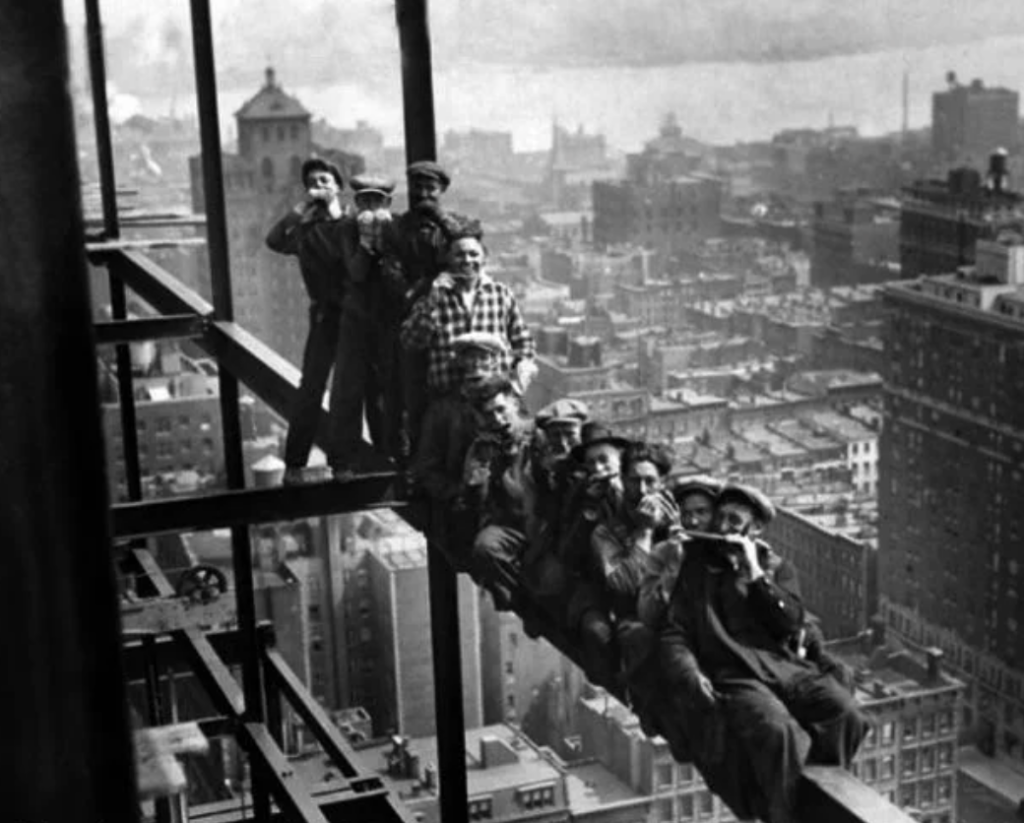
left=265, top=158, right=348, bottom=485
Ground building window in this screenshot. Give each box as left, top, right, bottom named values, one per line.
left=903, top=718, right=918, bottom=742
left=656, top=763, right=673, bottom=789
left=881, top=755, right=895, bottom=780
left=657, top=798, right=673, bottom=822
left=881, top=721, right=895, bottom=745
left=938, top=710, right=953, bottom=733
left=517, top=785, right=555, bottom=809
left=902, top=750, right=917, bottom=777
left=900, top=783, right=916, bottom=808
left=863, top=758, right=877, bottom=782
left=937, top=776, right=952, bottom=802
left=921, top=713, right=936, bottom=738
left=920, top=746, right=935, bottom=773
left=156, top=417, right=172, bottom=434
left=468, top=797, right=493, bottom=820
left=699, top=790, right=714, bottom=817
left=679, top=764, right=694, bottom=784
left=937, top=743, right=953, bottom=768
left=679, top=794, right=694, bottom=820
left=919, top=780, right=934, bottom=808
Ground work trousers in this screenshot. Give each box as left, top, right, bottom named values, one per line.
left=716, top=671, right=870, bottom=823
left=283, top=303, right=342, bottom=469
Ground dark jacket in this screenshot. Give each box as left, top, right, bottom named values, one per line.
left=265, top=207, right=351, bottom=307
left=660, top=540, right=808, bottom=693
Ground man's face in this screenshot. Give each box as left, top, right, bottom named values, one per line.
left=624, top=459, right=664, bottom=509
left=458, top=350, right=500, bottom=384
left=410, top=176, right=443, bottom=205
left=449, top=238, right=485, bottom=283
left=306, top=170, right=339, bottom=201
left=480, top=392, right=518, bottom=435
left=584, top=443, right=621, bottom=480
left=544, top=422, right=582, bottom=457
left=715, top=502, right=759, bottom=536
left=354, top=192, right=392, bottom=213
left=680, top=491, right=715, bottom=532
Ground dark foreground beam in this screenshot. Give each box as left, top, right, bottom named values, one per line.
left=0, top=4, right=138, bottom=820
left=95, top=314, right=207, bottom=345
left=800, top=767, right=918, bottom=823
left=112, top=473, right=404, bottom=538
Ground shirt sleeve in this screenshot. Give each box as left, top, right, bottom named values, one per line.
left=265, top=210, right=302, bottom=255
left=747, top=558, right=805, bottom=640
left=400, top=290, right=438, bottom=350
left=504, top=290, right=535, bottom=362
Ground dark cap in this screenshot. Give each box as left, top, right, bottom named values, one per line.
left=407, top=160, right=451, bottom=189
left=570, top=421, right=630, bottom=463
left=301, top=157, right=344, bottom=189
left=670, top=475, right=723, bottom=504
left=535, top=398, right=589, bottom=430
left=350, top=172, right=396, bottom=197
left=717, top=483, right=776, bottom=524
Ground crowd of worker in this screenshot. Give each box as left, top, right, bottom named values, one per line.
left=268, top=158, right=870, bottom=823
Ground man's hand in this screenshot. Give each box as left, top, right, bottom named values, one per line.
left=634, top=492, right=681, bottom=531
left=512, top=359, right=538, bottom=395
left=723, top=534, right=765, bottom=580
left=464, top=462, right=490, bottom=487
left=688, top=672, right=719, bottom=708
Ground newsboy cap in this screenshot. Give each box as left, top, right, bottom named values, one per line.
left=451, top=331, right=509, bottom=357
left=535, top=398, right=589, bottom=430
left=569, top=421, right=631, bottom=463
left=407, top=160, right=451, bottom=189
left=350, top=172, right=396, bottom=197
left=670, top=475, right=723, bottom=503
left=716, top=483, right=776, bottom=524
left=301, top=157, right=344, bottom=189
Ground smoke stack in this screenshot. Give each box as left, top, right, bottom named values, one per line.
left=925, top=647, right=944, bottom=683
left=946, top=70, right=958, bottom=89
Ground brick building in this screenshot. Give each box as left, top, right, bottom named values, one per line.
left=810, top=191, right=900, bottom=288
left=880, top=238, right=1024, bottom=762
left=932, top=74, right=1020, bottom=166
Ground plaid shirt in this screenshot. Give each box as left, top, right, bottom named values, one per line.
left=401, top=271, right=535, bottom=394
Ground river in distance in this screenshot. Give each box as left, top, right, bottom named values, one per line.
left=146, top=34, right=1024, bottom=154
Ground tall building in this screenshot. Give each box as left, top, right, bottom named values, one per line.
left=764, top=507, right=877, bottom=640
left=343, top=518, right=484, bottom=738
left=880, top=235, right=1024, bottom=762
left=189, top=68, right=362, bottom=366
left=810, top=191, right=900, bottom=288
left=900, top=155, right=1024, bottom=278
left=592, top=174, right=722, bottom=253
left=932, top=74, right=1020, bottom=166
left=828, top=627, right=964, bottom=822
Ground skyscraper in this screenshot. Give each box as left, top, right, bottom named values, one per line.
left=880, top=235, right=1024, bottom=760
left=932, top=74, right=1020, bottom=166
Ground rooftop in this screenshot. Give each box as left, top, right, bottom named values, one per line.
left=564, top=763, right=643, bottom=813
left=234, top=67, right=311, bottom=121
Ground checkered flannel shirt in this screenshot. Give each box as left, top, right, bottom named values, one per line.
left=401, top=271, right=535, bottom=394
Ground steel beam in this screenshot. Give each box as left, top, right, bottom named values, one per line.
left=95, top=314, right=207, bottom=345
left=106, top=248, right=215, bottom=317
left=109, top=274, right=144, bottom=500
left=83, top=0, right=119, bottom=239
left=112, top=472, right=403, bottom=538
left=87, top=237, right=208, bottom=253
left=393, top=3, right=468, bottom=818
left=0, top=4, right=138, bottom=820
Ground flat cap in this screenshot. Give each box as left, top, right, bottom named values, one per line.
left=301, top=157, right=344, bottom=189
left=451, top=331, right=509, bottom=356
left=717, top=483, right=776, bottom=524
left=670, top=475, right=723, bottom=503
left=570, top=421, right=631, bottom=463
left=407, top=160, right=451, bottom=188
left=350, top=172, right=396, bottom=197
left=535, top=398, right=589, bottom=429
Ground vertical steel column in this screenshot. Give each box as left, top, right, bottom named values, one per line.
left=395, top=4, right=469, bottom=822
left=84, top=0, right=119, bottom=240
left=188, top=2, right=267, bottom=819
left=0, top=4, right=138, bottom=821
left=110, top=271, right=144, bottom=500
left=85, top=0, right=143, bottom=502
